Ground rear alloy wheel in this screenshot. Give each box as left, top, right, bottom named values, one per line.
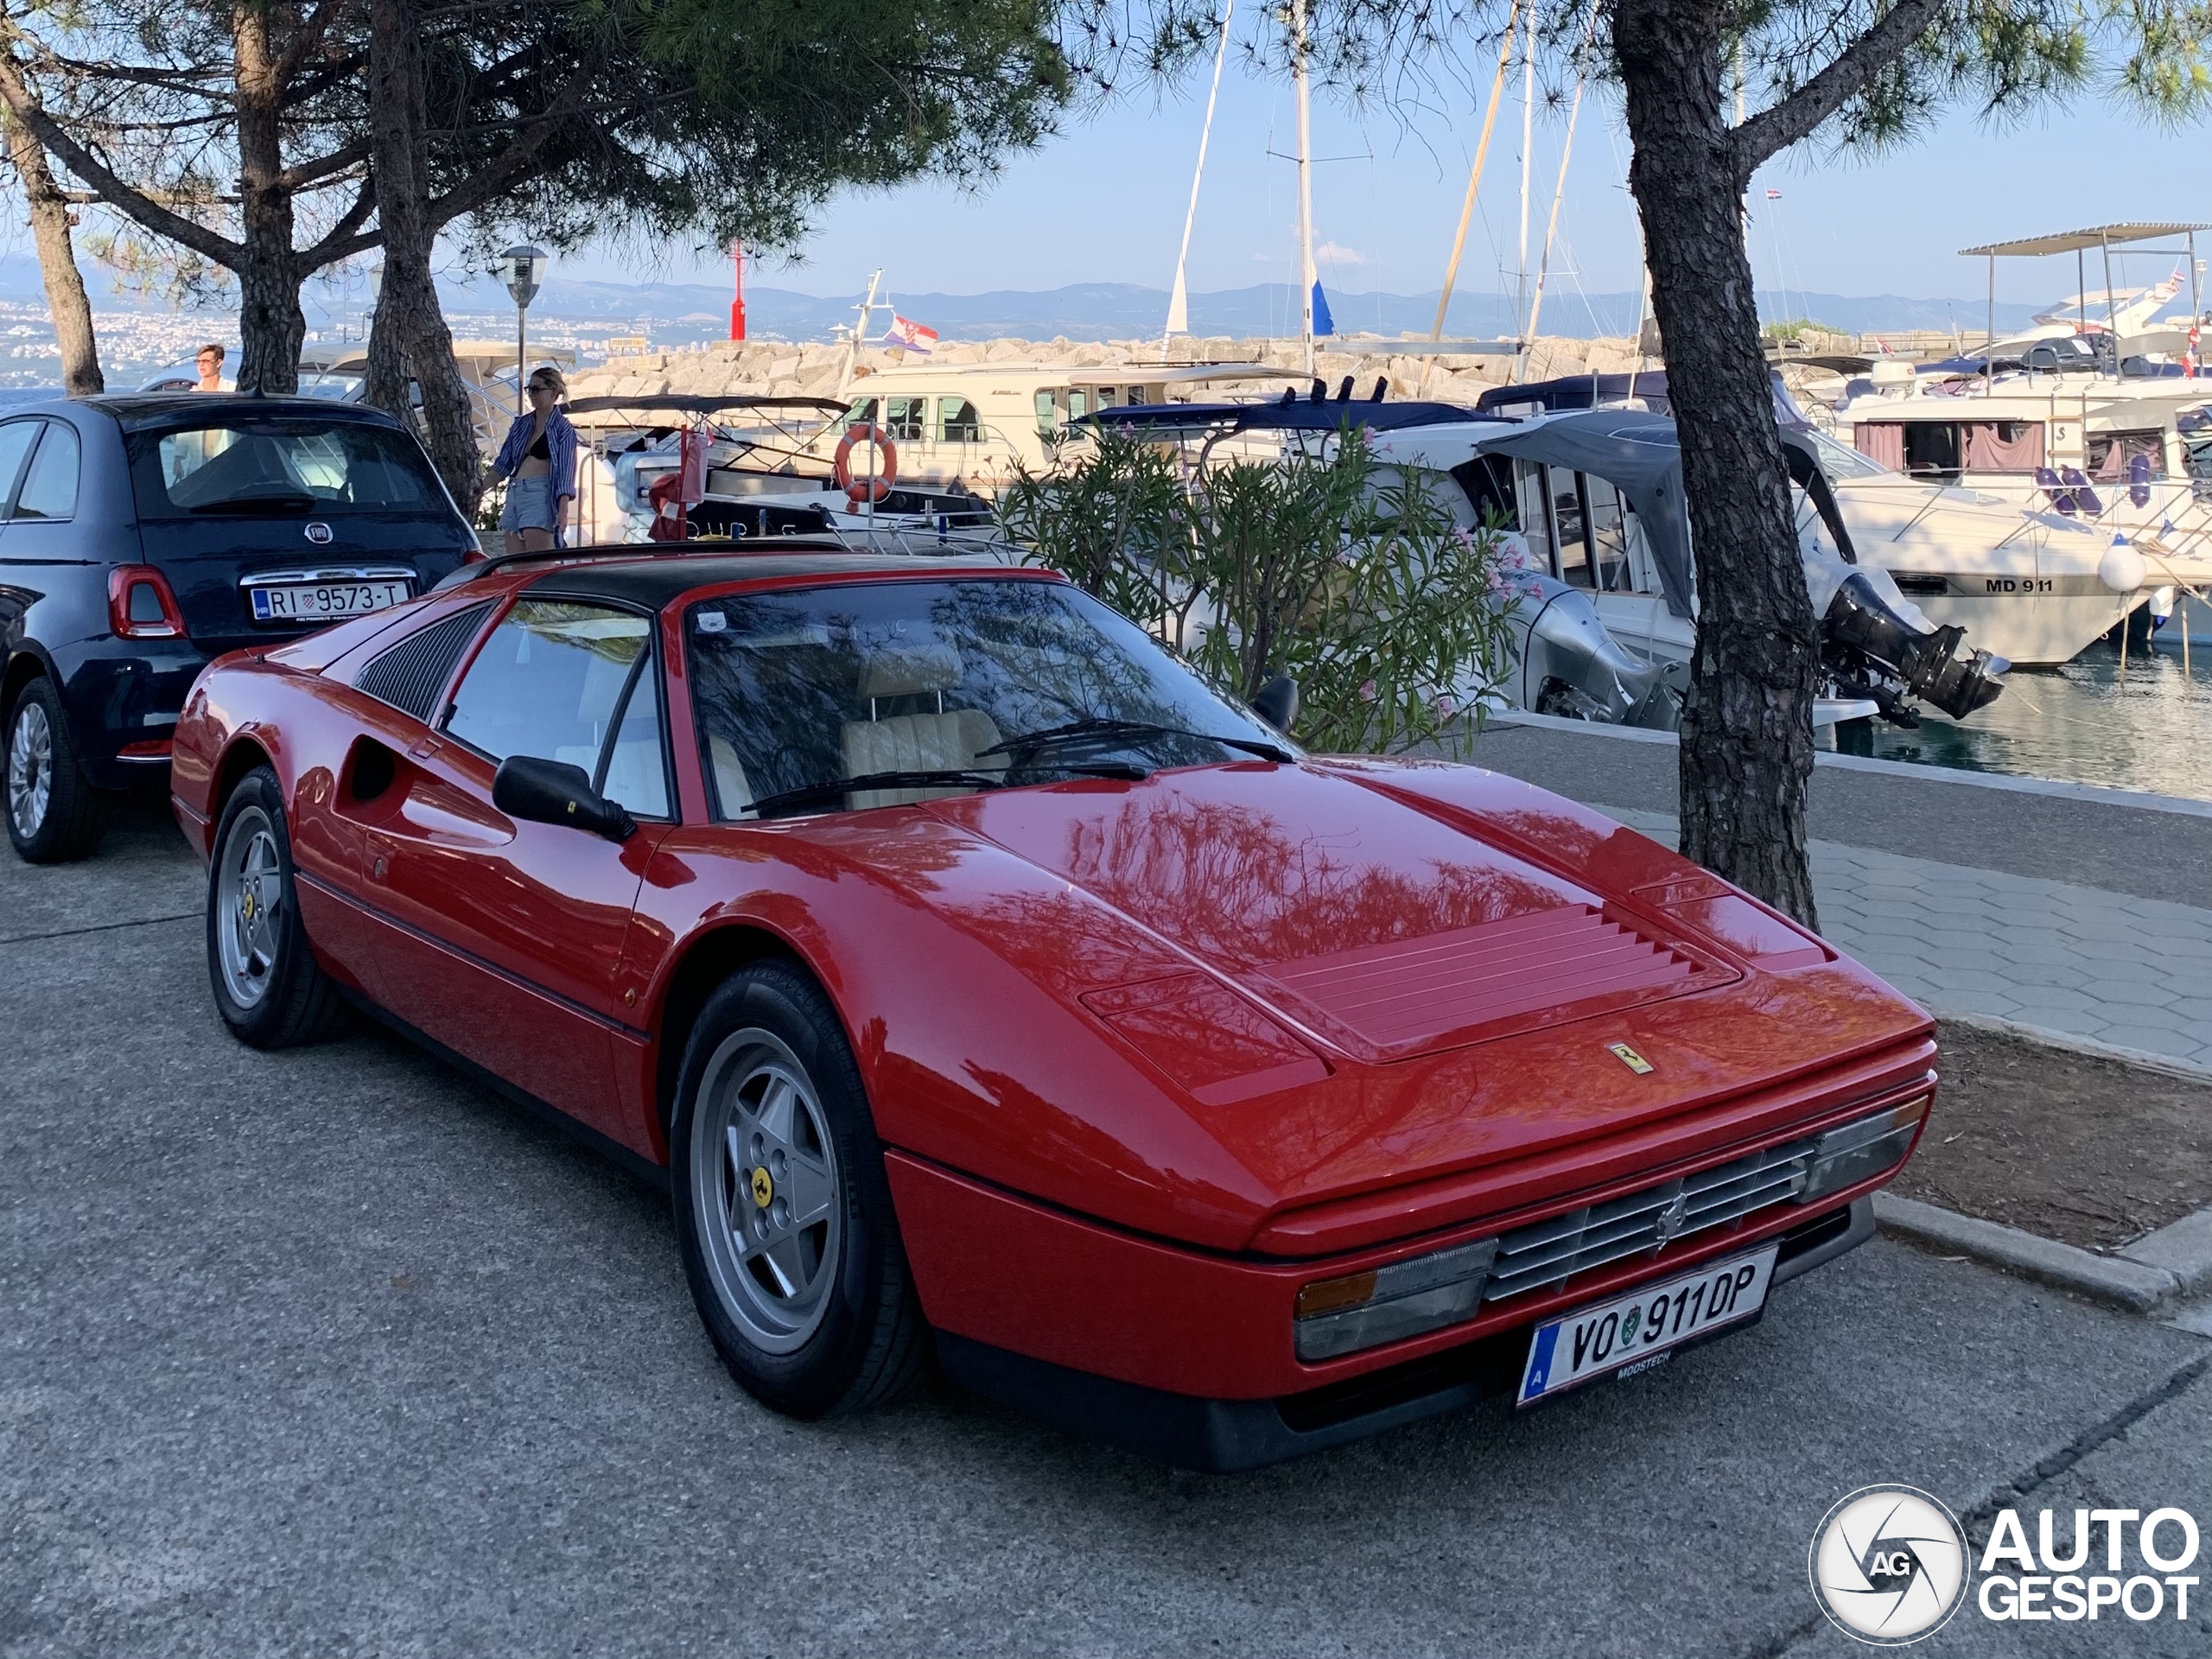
left=671, top=962, right=930, bottom=1418
left=206, top=765, right=346, bottom=1048
left=5, top=677, right=105, bottom=863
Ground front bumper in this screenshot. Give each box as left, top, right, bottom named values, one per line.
left=934, top=1197, right=1873, bottom=1471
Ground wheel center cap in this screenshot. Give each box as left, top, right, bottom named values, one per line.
left=749, top=1166, right=774, bottom=1209
left=241, top=889, right=257, bottom=921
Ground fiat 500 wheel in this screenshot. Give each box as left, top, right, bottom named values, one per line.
left=206, top=766, right=346, bottom=1048
left=5, top=677, right=104, bottom=863
left=671, top=961, right=929, bottom=1418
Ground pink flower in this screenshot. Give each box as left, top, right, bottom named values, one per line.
left=1358, top=678, right=1378, bottom=702
left=1433, top=693, right=1459, bottom=716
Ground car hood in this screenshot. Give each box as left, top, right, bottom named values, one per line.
left=777, top=759, right=1930, bottom=1249
left=953, top=760, right=1743, bottom=1066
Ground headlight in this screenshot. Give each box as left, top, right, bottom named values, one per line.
left=1294, top=1236, right=1499, bottom=1362
left=1799, top=1095, right=1929, bottom=1203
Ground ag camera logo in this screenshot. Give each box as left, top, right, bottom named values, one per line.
left=1809, top=1484, right=1971, bottom=1645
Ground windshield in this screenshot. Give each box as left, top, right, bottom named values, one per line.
left=127, top=420, right=447, bottom=518
left=1802, top=427, right=1898, bottom=481
left=687, top=577, right=1290, bottom=819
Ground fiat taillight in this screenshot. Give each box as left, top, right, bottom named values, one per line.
left=107, top=565, right=186, bottom=639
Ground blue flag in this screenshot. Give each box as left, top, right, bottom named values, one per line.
left=1312, top=279, right=1334, bottom=338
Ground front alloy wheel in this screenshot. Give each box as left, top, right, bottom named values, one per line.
left=670, top=962, right=929, bottom=1419
left=691, top=1030, right=844, bottom=1354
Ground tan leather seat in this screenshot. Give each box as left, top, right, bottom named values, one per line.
left=842, top=643, right=1005, bottom=808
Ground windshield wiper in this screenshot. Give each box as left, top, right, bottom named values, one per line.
left=188, top=490, right=319, bottom=514
left=976, top=715, right=1294, bottom=766
left=747, top=760, right=1147, bottom=819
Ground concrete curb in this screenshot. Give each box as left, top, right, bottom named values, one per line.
left=2121, top=1208, right=2212, bottom=1300
left=1925, top=1006, right=2212, bottom=1087
left=1484, top=709, right=2212, bottom=819
left=1873, top=1192, right=2183, bottom=1313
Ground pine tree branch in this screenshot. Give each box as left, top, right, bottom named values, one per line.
left=1726, top=0, right=1954, bottom=176
left=0, top=41, right=242, bottom=266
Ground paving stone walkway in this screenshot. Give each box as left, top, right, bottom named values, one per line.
left=1603, top=805, right=2212, bottom=1073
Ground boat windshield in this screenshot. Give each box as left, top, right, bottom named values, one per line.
left=1803, top=428, right=1899, bottom=482
left=686, top=577, right=1293, bottom=820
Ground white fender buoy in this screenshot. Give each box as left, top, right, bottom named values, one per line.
left=2099, top=534, right=2145, bottom=594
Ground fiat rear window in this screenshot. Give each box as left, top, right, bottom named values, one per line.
left=126, top=420, right=446, bottom=518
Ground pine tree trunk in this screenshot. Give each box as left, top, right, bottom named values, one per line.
left=3, top=108, right=101, bottom=394
left=232, top=3, right=302, bottom=394
left=1613, top=0, right=1821, bottom=930
left=363, top=0, right=482, bottom=515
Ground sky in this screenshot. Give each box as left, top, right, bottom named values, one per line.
left=559, top=52, right=2207, bottom=316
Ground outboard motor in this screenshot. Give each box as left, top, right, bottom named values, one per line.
left=1823, top=571, right=2005, bottom=723
left=1506, top=575, right=1684, bottom=730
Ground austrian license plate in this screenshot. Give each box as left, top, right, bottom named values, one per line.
left=249, top=580, right=410, bottom=624
left=1516, top=1243, right=1778, bottom=1407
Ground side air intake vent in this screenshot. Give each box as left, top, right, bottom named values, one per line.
left=354, top=602, right=491, bottom=723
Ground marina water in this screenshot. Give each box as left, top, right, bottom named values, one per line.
left=1830, top=601, right=2212, bottom=804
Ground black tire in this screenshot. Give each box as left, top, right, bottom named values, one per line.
left=206, top=765, right=347, bottom=1049
left=4, top=675, right=105, bottom=863
left=671, top=960, right=930, bottom=1419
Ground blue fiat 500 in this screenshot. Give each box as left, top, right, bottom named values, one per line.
left=0, top=396, right=474, bottom=861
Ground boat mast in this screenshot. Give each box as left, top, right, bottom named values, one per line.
left=839, top=269, right=883, bottom=398
left=1165, top=0, right=1236, bottom=355
left=1524, top=0, right=1601, bottom=351
left=1292, top=0, right=1316, bottom=376
left=1430, top=0, right=1521, bottom=342
left=1516, top=0, right=1534, bottom=365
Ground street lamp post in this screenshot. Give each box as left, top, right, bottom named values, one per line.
left=495, top=245, right=550, bottom=413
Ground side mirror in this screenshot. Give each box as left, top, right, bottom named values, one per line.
left=493, top=754, right=637, bottom=842
left=1249, top=673, right=1300, bottom=736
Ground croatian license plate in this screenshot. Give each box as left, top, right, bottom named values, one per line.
left=1516, top=1243, right=1778, bottom=1407
left=249, top=579, right=410, bottom=624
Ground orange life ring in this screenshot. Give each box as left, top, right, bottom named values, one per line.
left=832, top=423, right=897, bottom=505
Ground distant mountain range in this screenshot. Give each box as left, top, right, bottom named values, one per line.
left=3, top=253, right=2047, bottom=344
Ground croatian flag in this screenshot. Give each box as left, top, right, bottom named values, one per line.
left=1764, top=188, right=1782, bottom=200
left=887, top=315, right=938, bottom=354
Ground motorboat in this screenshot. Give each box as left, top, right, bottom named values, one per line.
left=1477, top=369, right=2177, bottom=667
left=1086, top=395, right=2000, bottom=731
left=564, top=393, right=1006, bottom=553
left=822, top=361, right=1300, bottom=493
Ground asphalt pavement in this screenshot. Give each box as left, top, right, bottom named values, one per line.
left=4, top=797, right=2209, bottom=1657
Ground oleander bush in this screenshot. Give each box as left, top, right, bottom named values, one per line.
left=997, top=423, right=1515, bottom=754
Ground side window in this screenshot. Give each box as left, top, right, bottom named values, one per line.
left=1067, top=388, right=1090, bottom=423
left=1512, top=460, right=1555, bottom=577
left=842, top=397, right=878, bottom=427
left=1033, top=390, right=1060, bottom=438
left=0, top=420, right=41, bottom=514
left=13, top=422, right=80, bottom=520
left=938, top=398, right=981, bottom=442
left=445, top=600, right=670, bottom=819
left=1582, top=474, right=1629, bottom=592
left=882, top=397, right=926, bottom=442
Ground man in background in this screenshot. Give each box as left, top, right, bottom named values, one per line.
left=193, top=344, right=226, bottom=392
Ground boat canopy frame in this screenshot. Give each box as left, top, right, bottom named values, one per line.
left=1957, top=222, right=2211, bottom=395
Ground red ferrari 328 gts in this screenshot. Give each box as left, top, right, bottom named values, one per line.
left=171, top=545, right=1936, bottom=1469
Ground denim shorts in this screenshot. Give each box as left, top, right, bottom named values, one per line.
left=499, top=474, right=559, bottom=533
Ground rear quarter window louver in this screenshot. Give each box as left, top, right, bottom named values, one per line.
left=353, top=602, right=492, bottom=723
